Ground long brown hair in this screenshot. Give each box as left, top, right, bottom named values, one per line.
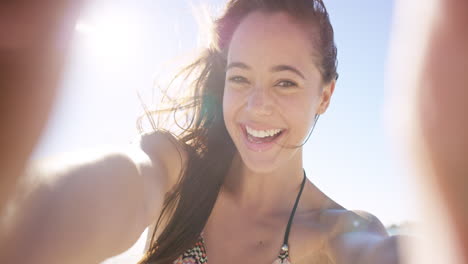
left=137, top=1, right=338, bottom=263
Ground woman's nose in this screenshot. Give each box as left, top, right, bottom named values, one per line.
left=247, top=86, right=274, bottom=116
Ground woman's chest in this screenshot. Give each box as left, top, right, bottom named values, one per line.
left=201, top=229, right=333, bottom=264
left=201, top=209, right=333, bottom=264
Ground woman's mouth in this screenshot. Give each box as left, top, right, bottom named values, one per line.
left=240, top=124, right=285, bottom=152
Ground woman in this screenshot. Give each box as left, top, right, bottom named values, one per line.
left=0, top=1, right=400, bottom=264
left=138, top=1, right=398, bottom=263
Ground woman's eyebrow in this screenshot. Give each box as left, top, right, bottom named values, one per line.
left=226, top=61, right=305, bottom=80
left=270, top=65, right=305, bottom=80
left=226, top=61, right=250, bottom=71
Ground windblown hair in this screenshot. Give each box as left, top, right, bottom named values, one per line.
left=137, top=1, right=338, bottom=263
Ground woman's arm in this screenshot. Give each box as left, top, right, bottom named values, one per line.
left=0, top=132, right=186, bottom=264
left=0, top=2, right=188, bottom=263
left=387, top=0, right=468, bottom=263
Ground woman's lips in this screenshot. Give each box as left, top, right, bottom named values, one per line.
left=239, top=124, right=286, bottom=152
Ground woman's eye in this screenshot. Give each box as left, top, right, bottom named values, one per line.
left=228, top=76, right=249, bottom=84
left=276, top=80, right=298, bottom=88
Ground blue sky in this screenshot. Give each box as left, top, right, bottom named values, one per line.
left=34, top=0, right=416, bottom=227
left=303, top=1, right=416, bottom=226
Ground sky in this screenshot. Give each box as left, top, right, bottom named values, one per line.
left=33, top=0, right=417, bottom=261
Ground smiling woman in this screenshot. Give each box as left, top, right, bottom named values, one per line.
left=135, top=1, right=398, bottom=264
left=222, top=11, right=329, bottom=171
left=1, top=1, right=406, bottom=264
left=4, top=0, right=468, bottom=263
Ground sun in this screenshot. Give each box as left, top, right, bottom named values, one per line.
left=74, top=12, right=142, bottom=62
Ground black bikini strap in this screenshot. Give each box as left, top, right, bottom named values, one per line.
left=282, top=170, right=307, bottom=246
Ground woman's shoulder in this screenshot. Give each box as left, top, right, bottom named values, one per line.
left=303, top=207, right=388, bottom=263
left=138, top=130, right=189, bottom=189
left=319, top=208, right=387, bottom=238
left=140, top=129, right=190, bottom=155
left=139, top=130, right=187, bottom=156
left=301, top=193, right=386, bottom=237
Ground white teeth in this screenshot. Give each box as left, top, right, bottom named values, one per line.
left=245, top=125, right=282, bottom=138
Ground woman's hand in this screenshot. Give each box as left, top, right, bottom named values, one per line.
left=0, top=0, right=85, bottom=50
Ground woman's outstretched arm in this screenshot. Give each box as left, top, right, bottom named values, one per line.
left=388, top=0, right=468, bottom=263
left=0, top=132, right=185, bottom=264
left=0, top=1, right=186, bottom=263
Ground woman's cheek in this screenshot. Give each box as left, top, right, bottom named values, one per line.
left=222, top=88, right=238, bottom=127
left=223, top=85, right=244, bottom=108
left=281, top=97, right=317, bottom=137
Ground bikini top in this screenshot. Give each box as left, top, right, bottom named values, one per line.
left=173, top=171, right=307, bottom=264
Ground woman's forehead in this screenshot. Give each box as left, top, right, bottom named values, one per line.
left=227, top=11, right=320, bottom=75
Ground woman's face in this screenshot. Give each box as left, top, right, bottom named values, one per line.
left=223, top=11, right=334, bottom=173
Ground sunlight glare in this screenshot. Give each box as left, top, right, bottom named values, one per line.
left=74, top=13, right=142, bottom=62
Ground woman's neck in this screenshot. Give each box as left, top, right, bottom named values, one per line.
left=221, top=151, right=305, bottom=217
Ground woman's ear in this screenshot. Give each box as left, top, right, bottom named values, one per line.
left=317, top=80, right=336, bottom=115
